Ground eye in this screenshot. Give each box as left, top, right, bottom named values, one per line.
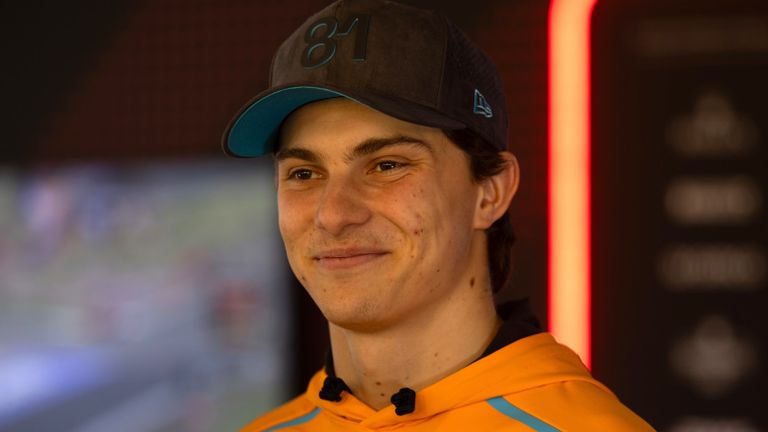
left=287, top=168, right=316, bottom=180
left=374, top=160, right=404, bottom=172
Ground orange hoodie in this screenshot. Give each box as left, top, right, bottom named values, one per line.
left=242, top=333, right=654, bottom=431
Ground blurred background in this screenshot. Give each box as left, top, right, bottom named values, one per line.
left=0, top=0, right=765, bottom=431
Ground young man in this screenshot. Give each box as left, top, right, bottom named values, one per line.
left=223, top=0, right=654, bottom=430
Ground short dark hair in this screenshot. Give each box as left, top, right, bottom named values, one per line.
left=443, top=128, right=516, bottom=295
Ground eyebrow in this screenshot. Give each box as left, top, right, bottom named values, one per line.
left=275, top=147, right=320, bottom=163
left=275, top=135, right=433, bottom=164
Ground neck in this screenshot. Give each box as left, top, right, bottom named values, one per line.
left=328, top=271, right=500, bottom=410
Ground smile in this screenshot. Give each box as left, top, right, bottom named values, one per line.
left=314, top=251, right=388, bottom=270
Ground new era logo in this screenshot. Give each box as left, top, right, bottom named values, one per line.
left=473, top=89, right=493, bottom=118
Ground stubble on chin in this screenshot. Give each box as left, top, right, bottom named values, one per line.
left=319, top=290, right=400, bottom=333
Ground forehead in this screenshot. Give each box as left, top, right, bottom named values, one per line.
left=277, top=98, right=453, bottom=155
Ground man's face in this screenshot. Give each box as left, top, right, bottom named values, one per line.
left=277, top=98, right=485, bottom=332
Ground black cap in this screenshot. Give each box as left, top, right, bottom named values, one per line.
left=223, top=0, right=508, bottom=157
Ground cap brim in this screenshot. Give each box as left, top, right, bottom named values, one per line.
left=222, top=85, right=466, bottom=158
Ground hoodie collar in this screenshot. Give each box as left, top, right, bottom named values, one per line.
left=307, top=300, right=605, bottom=428
left=307, top=332, right=605, bottom=428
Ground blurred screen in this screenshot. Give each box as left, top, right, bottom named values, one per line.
left=0, top=159, right=289, bottom=431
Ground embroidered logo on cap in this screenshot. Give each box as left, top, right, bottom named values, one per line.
left=302, top=15, right=371, bottom=69
left=473, top=89, right=493, bottom=118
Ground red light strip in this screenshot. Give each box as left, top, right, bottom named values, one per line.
left=548, top=0, right=597, bottom=368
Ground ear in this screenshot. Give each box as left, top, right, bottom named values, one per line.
left=473, top=152, right=520, bottom=229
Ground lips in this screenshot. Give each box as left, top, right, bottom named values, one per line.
left=313, top=248, right=388, bottom=270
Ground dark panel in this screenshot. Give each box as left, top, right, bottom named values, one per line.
left=592, top=0, right=768, bottom=429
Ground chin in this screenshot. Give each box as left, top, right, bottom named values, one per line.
left=320, top=301, right=398, bottom=333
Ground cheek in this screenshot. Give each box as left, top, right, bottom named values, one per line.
left=277, top=197, right=310, bottom=281
left=416, top=182, right=476, bottom=253
left=389, top=187, right=436, bottom=248
left=411, top=185, right=458, bottom=230
left=393, top=182, right=427, bottom=220
left=277, top=192, right=312, bottom=245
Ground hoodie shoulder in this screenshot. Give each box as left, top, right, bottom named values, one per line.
left=240, top=394, right=318, bottom=432
left=444, top=333, right=654, bottom=430
left=505, top=380, right=655, bottom=431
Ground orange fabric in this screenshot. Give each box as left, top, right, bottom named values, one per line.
left=242, top=333, right=655, bottom=431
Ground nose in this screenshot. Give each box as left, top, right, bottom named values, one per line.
left=315, top=177, right=371, bottom=236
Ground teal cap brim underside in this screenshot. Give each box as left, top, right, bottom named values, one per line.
left=226, top=86, right=357, bottom=157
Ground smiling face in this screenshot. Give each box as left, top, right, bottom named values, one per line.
left=277, top=98, right=494, bottom=332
